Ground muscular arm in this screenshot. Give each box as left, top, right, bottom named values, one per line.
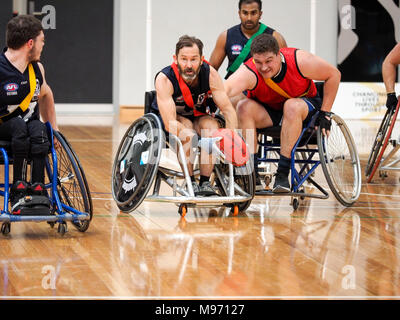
left=38, top=63, right=59, bottom=131
left=273, top=30, right=287, bottom=49
left=155, top=73, right=194, bottom=140
left=382, top=43, right=400, bottom=93
left=296, top=50, right=341, bottom=112
left=209, top=31, right=227, bottom=71
left=224, top=64, right=257, bottom=98
left=209, top=66, right=237, bottom=129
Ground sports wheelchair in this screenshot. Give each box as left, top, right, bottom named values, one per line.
left=0, top=123, right=92, bottom=236
left=111, top=91, right=255, bottom=217
left=255, top=89, right=362, bottom=210
left=365, top=99, right=400, bottom=182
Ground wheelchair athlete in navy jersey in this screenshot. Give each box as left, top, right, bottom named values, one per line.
left=151, top=35, right=239, bottom=196
left=0, top=15, right=59, bottom=215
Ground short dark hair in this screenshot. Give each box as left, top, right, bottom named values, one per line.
left=175, top=35, right=204, bottom=57
left=239, top=0, right=262, bottom=10
left=6, top=15, right=43, bottom=50
left=250, top=34, right=280, bottom=55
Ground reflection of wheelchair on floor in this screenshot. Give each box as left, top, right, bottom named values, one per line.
left=255, top=91, right=362, bottom=209
left=111, top=91, right=255, bottom=217
left=365, top=99, right=400, bottom=182
left=0, top=123, right=92, bottom=236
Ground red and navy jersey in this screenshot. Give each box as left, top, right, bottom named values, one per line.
left=0, top=48, right=43, bottom=122
left=225, top=23, right=274, bottom=77
left=152, top=62, right=217, bottom=117
left=245, top=47, right=317, bottom=110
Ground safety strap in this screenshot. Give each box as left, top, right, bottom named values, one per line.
left=170, top=60, right=210, bottom=117
left=263, top=77, right=311, bottom=99
left=226, top=23, right=268, bottom=76
left=0, top=63, right=36, bottom=123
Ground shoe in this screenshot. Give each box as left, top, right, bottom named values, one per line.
left=197, top=181, right=218, bottom=197
left=190, top=181, right=200, bottom=196
left=10, top=180, right=29, bottom=210
left=272, top=172, right=290, bottom=193
left=30, top=182, right=48, bottom=197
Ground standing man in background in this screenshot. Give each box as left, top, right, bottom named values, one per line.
left=209, top=0, right=287, bottom=80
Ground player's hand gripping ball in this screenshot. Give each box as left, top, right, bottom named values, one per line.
left=212, top=128, right=249, bottom=167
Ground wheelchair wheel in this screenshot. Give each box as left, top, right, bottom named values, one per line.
left=365, top=104, right=400, bottom=182
left=111, top=113, right=164, bottom=213
left=214, top=160, right=255, bottom=212
left=47, top=131, right=93, bottom=232
left=317, top=113, right=361, bottom=206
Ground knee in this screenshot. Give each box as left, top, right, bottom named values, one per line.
left=197, top=117, right=219, bottom=137
left=236, top=99, right=253, bottom=123
left=283, top=99, right=305, bottom=121
left=29, top=124, right=50, bottom=158
left=9, top=119, right=29, bottom=156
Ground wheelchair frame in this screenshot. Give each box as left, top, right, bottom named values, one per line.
left=255, top=111, right=362, bottom=210
left=0, top=122, right=92, bottom=235
left=365, top=100, right=400, bottom=183
left=111, top=92, right=255, bottom=217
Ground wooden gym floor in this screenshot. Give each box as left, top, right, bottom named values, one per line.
left=0, top=117, right=399, bottom=299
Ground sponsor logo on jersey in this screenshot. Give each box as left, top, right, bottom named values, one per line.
left=231, top=44, right=243, bottom=55
left=4, top=83, right=19, bottom=92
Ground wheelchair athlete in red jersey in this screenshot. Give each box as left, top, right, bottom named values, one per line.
left=224, top=33, right=341, bottom=193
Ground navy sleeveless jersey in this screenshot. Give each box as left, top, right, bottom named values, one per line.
left=0, top=49, right=43, bottom=122
left=152, top=62, right=217, bottom=117
left=225, top=23, right=274, bottom=70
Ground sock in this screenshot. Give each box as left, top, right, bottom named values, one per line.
left=200, top=175, right=209, bottom=185
left=31, top=157, right=46, bottom=184
left=13, top=157, right=25, bottom=183
left=277, top=155, right=291, bottom=176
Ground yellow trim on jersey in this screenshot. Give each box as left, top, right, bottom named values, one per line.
left=0, top=63, right=37, bottom=122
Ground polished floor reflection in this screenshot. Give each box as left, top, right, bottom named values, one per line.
left=0, top=118, right=399, bottom=298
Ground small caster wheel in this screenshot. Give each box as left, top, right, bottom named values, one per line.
left=264, top=174, right=272, bottom=187
left=179, top=204, right=187, bottom=218
left=292, top=198, right=299, bottom=210
left=232, top=205, right=239, bottom=217
left=47, top=222, right=55, bottom=229
left=57, top=222, right=67, bottom=235
left=1, top=222, right=10, bottom=235
left=299, top=189, right=305, bottom=200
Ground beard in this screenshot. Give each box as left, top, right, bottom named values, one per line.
left=177, top=63, right=201, bottom=82
left=242, top=21, right=257, bottom=30
left=28, top=47, right=41, bottom=63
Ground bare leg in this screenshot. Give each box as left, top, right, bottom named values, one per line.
left=193, top=115, right=220, bottom=177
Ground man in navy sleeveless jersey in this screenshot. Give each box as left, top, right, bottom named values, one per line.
left=0, top=15, right=58, bottom=213
left=151, top=35, right=238, bottom=196
left=225, top=34, right=341, bottom=193
left=209, top=0, right=287, bottom=80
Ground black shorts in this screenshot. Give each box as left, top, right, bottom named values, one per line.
left=260, top=95, right=322, bottom=127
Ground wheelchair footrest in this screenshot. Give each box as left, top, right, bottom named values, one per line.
left=11, top=195, right=51, bottom=216
left=255, top=190, right=329, bottom=200
left=145, top=194, right=252, bottom=205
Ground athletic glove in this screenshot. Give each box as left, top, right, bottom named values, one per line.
left=386, top=92, right=398, bottom=111
left=315, top=111, right=332, bottom=132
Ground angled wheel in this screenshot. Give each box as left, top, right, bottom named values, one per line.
left=365, top=103, right=400, bottom=182
left=317, top=113, right=361, bottom=206
left=214, top=160, right=255, bottom=212
left=46, top=131, right=93, bottom=232
left=111, top=113, right=164, bottom=213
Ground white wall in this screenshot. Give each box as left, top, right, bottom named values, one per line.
left=116, top=0, right=338, bottom=107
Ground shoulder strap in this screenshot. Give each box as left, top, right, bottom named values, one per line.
left=0, top=63, right=36, bottom=123
left=170, top=62, right=194, bottom=108
left=226, top=23, right=268, bottom=75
